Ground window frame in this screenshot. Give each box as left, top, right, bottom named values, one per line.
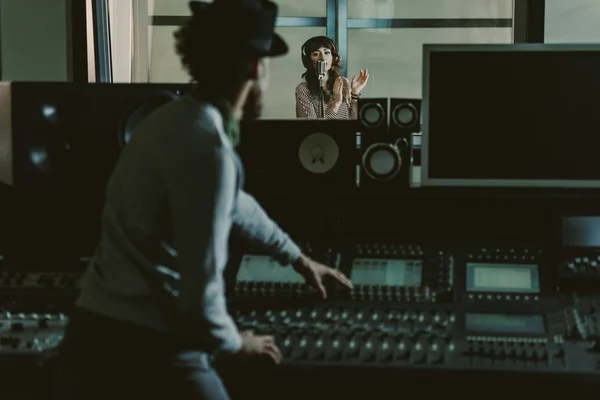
left=86, top=0, right=546, bottom=85
left=91, top=0, right=112, bottom=82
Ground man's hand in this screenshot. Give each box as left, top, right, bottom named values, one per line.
left=239, top=330, right=282, bottom=364
left=292, top=254, right=353, bottom=299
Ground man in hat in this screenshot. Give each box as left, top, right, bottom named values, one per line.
left=53, top=1, right=352, bottom=399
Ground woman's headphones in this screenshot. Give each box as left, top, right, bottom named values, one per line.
left=300, top=41, right=311, bottom=69
left=300, top=36, right=339, bottom=69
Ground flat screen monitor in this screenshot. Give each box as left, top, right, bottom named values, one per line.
left=421, top=44, right=600, bottom=188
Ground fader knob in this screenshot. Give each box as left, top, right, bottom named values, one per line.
left=293, top=337, right=309, bottom=359
left=379, top=338, right=393, bottom=362
left=428, top=342, right=444, bottom=365
left=341, top=309, right=349, bottom=320
left=312, top=338, right=326, bottom=360
left=324, top=309, right=334, bottom=320
left=410, top=342, right=426, bottom=364
left=346, top=339, right=359, bottom=358
left=329, top=338, right=343, bottom=360
left=281, top=337, right=293, bottom=357
left=361, top=340, right=377, bottom=362
left=396, top=341, right=409, bottom=360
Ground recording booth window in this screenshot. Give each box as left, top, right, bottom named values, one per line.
left=345, top=0, right=515, bottom=100
left=107, top=0, right=329, bottom=119
left=545, top=0, right=600, bottom=43
left=105, top=0, right=516, bottom=118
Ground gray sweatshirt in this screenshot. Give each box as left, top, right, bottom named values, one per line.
left=76, top=96, right=302, bottom=353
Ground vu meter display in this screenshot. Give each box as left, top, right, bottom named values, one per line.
left=236, top=255, right=303, bottom=283
left=466, top=263, right=540, bottom=293
left=350, top=258, right=423, bottom=286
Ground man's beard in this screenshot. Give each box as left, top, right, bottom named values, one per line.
left=242, top=83, right=263, bottom=121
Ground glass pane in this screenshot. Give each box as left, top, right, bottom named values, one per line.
left=147, top=26, right=326, bottom=119
left=149, top=0, right=326, bottom=17
left=545, top=0, right=600, bottom=43
left=346, top=28, right=513, bottom=99
left=275, top=0, right=327, bottom=17
left=262, top=27, right=327, bottom=119
left=149, top=0, right=198, bottom=15
left=348, top=0, right=513, bottom=19
left=148, top=26, right=190, bottom=83
left=109, top=0, right=133, bottom=83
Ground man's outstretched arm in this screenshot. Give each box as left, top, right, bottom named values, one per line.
left=231, top=190, right=302, bottom=265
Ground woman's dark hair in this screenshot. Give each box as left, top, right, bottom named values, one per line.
left=173, top=12, right=256, bottom=95
left=301, top=36, right=343, bottom=99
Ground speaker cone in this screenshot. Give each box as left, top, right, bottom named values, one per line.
left=298, top=132, right=339, bottom=174
left=362, top=143, right=401, bottom=181
left=391, top=102, right=418, bottom=129
left=359, top=102, right=386, bottom=128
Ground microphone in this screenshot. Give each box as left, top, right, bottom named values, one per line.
left=317, top=60, right=326, bottom=87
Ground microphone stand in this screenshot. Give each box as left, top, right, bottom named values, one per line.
left=318, top=76, right=325, bottom=119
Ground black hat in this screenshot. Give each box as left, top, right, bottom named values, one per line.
left=189, top=0, right=288, bottom=57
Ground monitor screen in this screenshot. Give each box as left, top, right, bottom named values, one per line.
left=466, top=263, right=540, bottom=293
left=422, top=44, right=600, bottom=188
left=466, top=313, right=545, bottom=335
left=350, top=258, right=423, bottom=286
left=236, top=254, right=303, bottom=283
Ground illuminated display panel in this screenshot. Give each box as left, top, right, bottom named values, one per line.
left=466, top=313, right=546, bottom=335
left=350, top=258, right=422, bottom=286
left=236, top=255, right=303, bottom=283
left=466, top=263, right=540, bottom=293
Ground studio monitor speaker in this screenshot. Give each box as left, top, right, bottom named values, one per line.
left=239, top=120, right=359, bottom=193
left=358, top=132, right=410, bottom=190
left=0, top=82, right=194, bottom=260
left=389, top=98, right=421, bottom=136
left=357, top=98, right=388, bottom=133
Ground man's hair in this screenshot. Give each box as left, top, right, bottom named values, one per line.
left=174, top=13, right=257, bottom=94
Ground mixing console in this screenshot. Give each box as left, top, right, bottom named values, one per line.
left=564, top=294, right=600, bottom=341
left=229, top=299, right=600, bottom=375
left=3, top=240, right=600, bottom=382
left=0, top=270, right=77, bottom=366
left=341, top=242, right=453, bottom=302
left=227, top=241, right=600, bottom=378
left=233, top=304, right=456, bottom=367
left=559, top=247, right=600, bottom=280
left=0, top=271, right=81, bottom=290
left=0, top=312, right=66, bottom=358
left=233, top=241, right=453, bottom=303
